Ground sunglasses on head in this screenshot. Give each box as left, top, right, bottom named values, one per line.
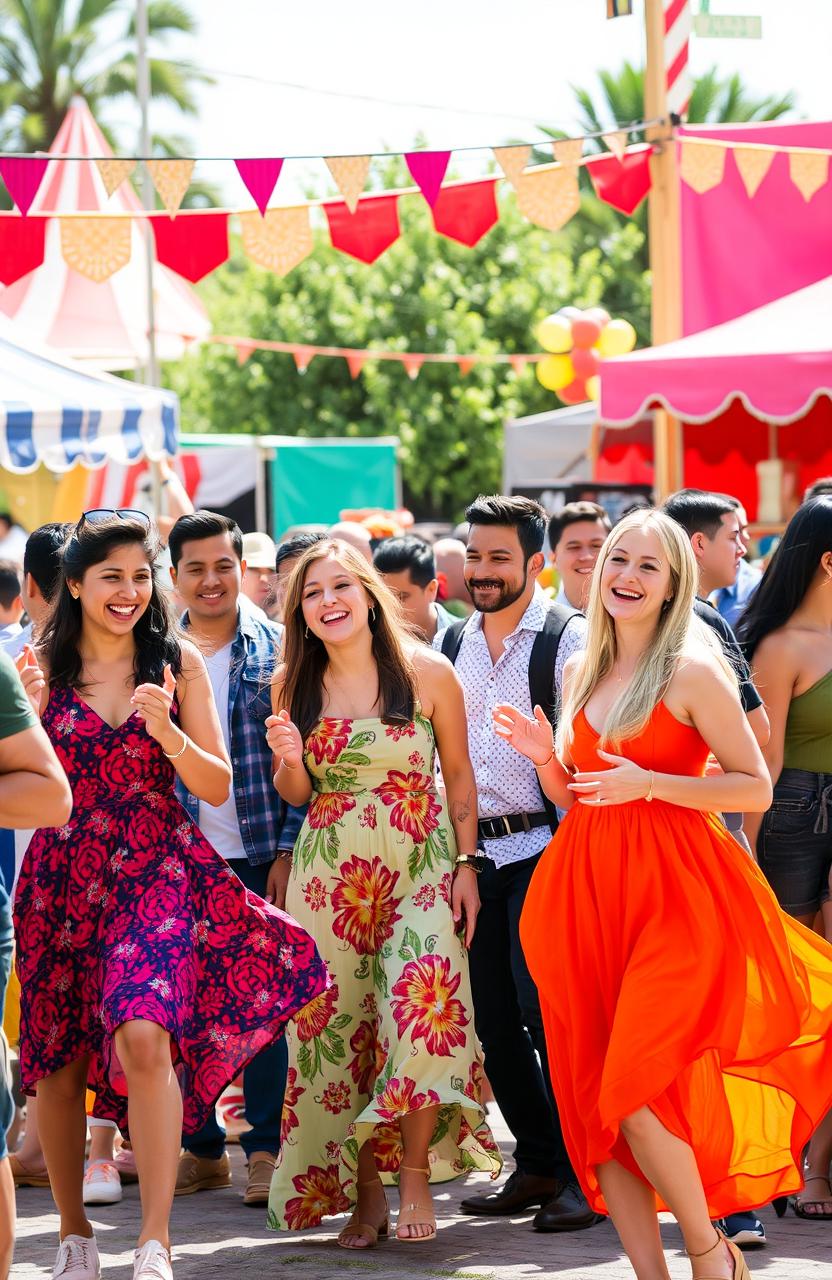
left=77, top=508, right=152, bottom=531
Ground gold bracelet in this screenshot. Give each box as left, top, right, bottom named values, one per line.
left=163, top=730, right=188, bottom=760
left=645, top=770, right=654, bottom=803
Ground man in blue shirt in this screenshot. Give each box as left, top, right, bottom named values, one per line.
left=169, top=512, right=304, bottom=1207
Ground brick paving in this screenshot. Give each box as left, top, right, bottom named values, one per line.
left=13, top=1111, right=832, bottom=1280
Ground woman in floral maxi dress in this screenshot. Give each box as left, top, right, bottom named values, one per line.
left=266, top=539, right=500, bottom=1247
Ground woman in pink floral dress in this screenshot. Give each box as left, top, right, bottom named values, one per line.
left=13, top=514, right=327, bottom=1280
left=266, top=539, right=500, bottom=1247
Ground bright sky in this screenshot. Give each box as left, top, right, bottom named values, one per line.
left=136, top=0, right=831, bottom=201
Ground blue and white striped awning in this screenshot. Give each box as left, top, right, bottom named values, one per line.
left=0, top=316, right=178, bottom=474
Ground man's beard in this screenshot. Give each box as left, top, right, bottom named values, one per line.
left=466, top=576, right=527, bottom=613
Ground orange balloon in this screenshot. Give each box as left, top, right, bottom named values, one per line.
left=559, top=377, right=588, bottom=405
left=571, top=316, right=602, bottom=349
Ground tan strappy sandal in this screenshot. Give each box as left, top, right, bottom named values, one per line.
left=396, top=1164, right=436, bottom=1243
left=336, top=1176, right=389, bottom=1250
left=687, top=1228, right=752, bottom=1279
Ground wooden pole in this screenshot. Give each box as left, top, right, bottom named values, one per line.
left=644, top=0, right=684, bottom=500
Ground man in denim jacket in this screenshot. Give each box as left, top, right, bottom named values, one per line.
left=169, top=512, right=305, bottom=1206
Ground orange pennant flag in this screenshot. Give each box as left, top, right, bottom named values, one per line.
left=601, top=131, right=627, bottom=161
left=516, top=166, right=580, bottom=231
left=346, top=353, right=366, bottom=379
left=493, top=145, right=530, bottom=189
left=239, top=207, right=313, bottom=276
left=402, top=355, right=424, bottom=380
left=679, top=140, right=726, bottom=194
left=235, top=342, right=257, bottom=365
left=95, top=158, right=137, bottom=199
left=553, top=138, right=583, bottom=169
left=509, top=355, right=529, bottom=376
left=789, top=150, right=829, bottom=203
left=457, top=357, right=477, bottom=376
left=293, top=346, right=315, bottom=373
left=325, top=155, right=371, bottom=213
left=733, top=146, right=774, bottom=198
left=59, top=217, right=131, bottom=282
left=146, top=158, right=194, bottom=218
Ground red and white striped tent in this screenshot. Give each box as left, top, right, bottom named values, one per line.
left=0, top=97, right=210, bottom=370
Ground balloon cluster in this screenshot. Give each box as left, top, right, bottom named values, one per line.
left=535, top=307, right=637, bottom=404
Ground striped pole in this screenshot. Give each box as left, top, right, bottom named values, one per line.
left=664, top=0, right=693, bottom=119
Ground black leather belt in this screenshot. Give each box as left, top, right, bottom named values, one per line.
left=477, top=811, right=551, bottom=840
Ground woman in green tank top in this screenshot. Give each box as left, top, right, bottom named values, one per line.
left=739, top=495, right=832, bottom=1221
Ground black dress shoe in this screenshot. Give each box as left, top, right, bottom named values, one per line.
left=460, top=1169, right=558, bottom=1216
left=533, top=1180, right=604, bottom=1232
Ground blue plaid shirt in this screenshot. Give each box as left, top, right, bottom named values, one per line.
left=176, top=608, right=305, bottom=866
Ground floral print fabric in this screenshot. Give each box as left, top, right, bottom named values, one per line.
left=14, top=685, right=328, bottom=1134
left=268, top=715, right=501, bottom=1231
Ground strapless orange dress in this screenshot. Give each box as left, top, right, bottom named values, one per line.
left=520, top=701, right=832, bottom=1218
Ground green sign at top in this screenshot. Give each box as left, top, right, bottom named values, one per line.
left=694, top=12, right=762, bottom=39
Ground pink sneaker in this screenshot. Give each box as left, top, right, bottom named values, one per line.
left=52, top=1234, right=100, bottom=1280
left=133, top=1240, right=172, bottom=1280
left=113, top=1146, right=139, bottom=1184
left=83, top=1160, right=122, bottom=1205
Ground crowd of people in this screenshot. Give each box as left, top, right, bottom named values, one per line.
left=1, top=475, right=832, bottom=1280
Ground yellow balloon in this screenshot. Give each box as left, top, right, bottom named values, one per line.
left=536, top=313, right=573, bottom=354
left=536, top=353, right=575, bottom=392
left=586, top=375, right=600, bottom=401
left=597, top=319, right=637, bottom=357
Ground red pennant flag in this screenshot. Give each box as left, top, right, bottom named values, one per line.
left=234, top=158, right=284, bottom=216
left=346, top=353, right=366, bottom=379
left=293, top=346, right=315, bottom=373
left=405, top=151, right=451, bottom=207
left=149, top=212, right=230, bottom=282
left=432, top=179, right=499, bottom=247
left=0, top=157, right=48, bottom=216
left=323, top=194, right=401, bottom=264
left=0, top=214, right=47, bottom=283
left=587, top=145, right=652, bottom=215
left=457, top=357, right=477, bottom=376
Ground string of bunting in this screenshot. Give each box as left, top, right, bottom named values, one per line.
left=679, top=135, right=832, bottom=201
left=0, top=145, right=655, bottom=287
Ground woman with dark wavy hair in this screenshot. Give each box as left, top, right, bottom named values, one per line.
left=13, top=513, right=327, bottom=1280
left=266, top=538, right=500, bottom=1247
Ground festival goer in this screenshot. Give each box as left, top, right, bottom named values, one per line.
left=169, top=512, right=305, bottom=1205
left=0, top=565, right=24, bottom=649
left=13, top=512, right=327, bottom=1280
left=439, top=495, right=596, bottom=1234
left=710, top=497, right=761, bottom=630
left=548, top=502, right=611, bottom=613
left=373, top=536, right=455, bottom=642
left=0, top=515, right=26, bottom=568
left=266, top=539, right=500, bottom=1246
left=433, top=537, right=471, bottom=616
left=241, top=532, right=277, bottom=617
left=273, top=533, right=325, bottom=623
left=3, top=524, right=71, bottom=661
left=497, top=508, right=832, bottom=1280
left=804, top=476, right=832, bottom=502
left=738, top=496, right=832, bottom=1220
left=328, top=521, right=373, bottom=563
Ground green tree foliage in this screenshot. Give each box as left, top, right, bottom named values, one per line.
left=165, top=196, right=650, bottom=520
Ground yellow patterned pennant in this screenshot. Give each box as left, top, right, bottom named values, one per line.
left=789, top=150, right=829, bottom=203
left=239, top=207, right=313, bottom=276
left=59, top=217, right=132, bottom=282
left=95, top=158, right=137, bottom=199
left=680, top=140, right=726, bottom=194
left=602, top=131, right=627, bottom=161
left=325, top=155, right=371, bottom=213
left=492, top=145, right=530, bottom=189
left=733, top=146, right=774, bottom=199
left=146, top=158, right=194, bottom=218
left=515, top=166, right=580, bottom=231
left=553, top=138, right=583, bottom=168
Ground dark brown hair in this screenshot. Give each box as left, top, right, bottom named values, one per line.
left=278, top=539, right=417, bottom=742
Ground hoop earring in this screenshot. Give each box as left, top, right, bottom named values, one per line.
left=304, top=625, right=310, bottom=639
left=369, top=606, right=376, bottom=625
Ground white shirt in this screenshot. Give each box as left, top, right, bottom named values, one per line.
left=1, top=620, right=32, bottom=660
left=197, top=642, right=247, bottom=861
left=437, top=586, right=587, bottom=868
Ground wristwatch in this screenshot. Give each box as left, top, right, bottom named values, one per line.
left=455, top=852, right=486, bottom=874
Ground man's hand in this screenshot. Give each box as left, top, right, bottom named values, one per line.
left=266, top=856, right=292, bottom=910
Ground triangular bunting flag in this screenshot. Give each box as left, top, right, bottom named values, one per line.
left=405, top=151, right=451, bottom=207
left=149, top=212, right=230, bottom=282
left=0, top=214, right=47, bottom=284
left=679, top=140, right=726, bottom=194
left=431, top=180, right=499, bottom=247
left=789, top=150, right=830, bottom=203
left=602, top=131, right=627, bottom=161
left=235, top=342, right=257, bottom=365
left=59, top=217, right=131, bottom=282
left=509, top=355, right=529, bottom=376
left=515, top=166, right=580, bottom=231
left=323, top=194, right=401, bottom=264
left=239, top=207, right=313, bottom=276
left=146, top=158, right=195, bottom=218
left=733, top=147, right=774, bottom=199
left=493, top=145, right=530, bottom=189
left=235, top=158, right=284, bottom=216
left=0, top=156, right=48, bottom=216
left=553, top=138, right=583, bottom=168
left=457, top=357, right=476, bottom=376
left=587, top=146, right=652, bottom=214
left=95, top=158, right=136, bottom=199
left=402, top=355, right=424, bottom=380
left=346, top=353, right=366, bottom=379
left=293, top=346, right=315, bottom=373
left=325, top=155, right=371, bottom=213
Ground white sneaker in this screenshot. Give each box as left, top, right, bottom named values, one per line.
left=52, top=1234, right=101, bottom=1280
left=133, top=1240, right=172, bottom=1280
left=83, top=1159, right=123, bottom=1205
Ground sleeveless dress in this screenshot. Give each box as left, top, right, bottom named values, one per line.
left=13, top=685, right=329, bottom=1134
left=268, top=713, right=501, bottom=1231
left=521, top=700, right=832, bottom=1218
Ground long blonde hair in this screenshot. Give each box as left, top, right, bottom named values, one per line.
left=556, top=509, right=716, bottom=754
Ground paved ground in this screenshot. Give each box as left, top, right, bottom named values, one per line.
left=13, top=1114, right=832, bottom=1280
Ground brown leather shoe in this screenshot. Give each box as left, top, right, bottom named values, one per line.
left=243, top=1152, right=276, bottom=1207
left=460, top=1169, right=558, bottom=1215
left=533, top=1180, right=604, bottom=1232
left=9, top=1154, right=50, bottom=1188
left=174, top=1151, right=232, bottom=1196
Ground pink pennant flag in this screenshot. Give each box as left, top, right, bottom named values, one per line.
left=402, top=354, right=425, bottom=380
left=235, top=158, right=284, bottom=216
left=405, top=151, right=451, bottom=207
left=346, top=353, right=366, bottom=379
left=293, top=346, right=315, bottom=373
left=0, top=156, right=48, bottom=216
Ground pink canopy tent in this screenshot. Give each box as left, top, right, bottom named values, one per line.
left=598, top=277, right=832, bottom=520
left=0, top=97, right=210, bottom=370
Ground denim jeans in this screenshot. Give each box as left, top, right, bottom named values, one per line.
left=757, top=768, right=832, bottom=916
left=467, top=851, right=574, bottom=1181
left=183, top=860, right=287, bottom=1161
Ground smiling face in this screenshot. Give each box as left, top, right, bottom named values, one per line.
left=300, top=551, right=372, bottom=644
left=464, top=525, right=540, bottom=614
left=552, top=519, right=608, bottom=610
left=170, top=531, right=242, bottom=624
left=70, top=541, right=153, bottom=636
left=599, top=525, right=672, bottom=625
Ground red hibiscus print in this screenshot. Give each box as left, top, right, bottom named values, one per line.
left=384, top=722, right=416, bottom=742
left=412, top=884, right=435, bottom=912
left=280, top=1067, right=304, bottom=1144
left=284, top=1162, right=349, bottom=1228
left=331, top=856, right=402, bottom=955
left=390, top=955, right=469, bottom=1057
left=373, top=771, right=441, bottom=843
left=347, top=1019, right=385, bottom=1096
left=321, top=1080, right=352, bottom=1114
left=302, top=877, right=327, bottom=911
left=294, top=981, right=339, bottom=1043
left=438, top=872, right=453, bottom=907
left=358, top=804, right=377, bottom=830
left=307, top=791, right=356, bottom=829
left=306, top=718, right=352, bottom=766
left=374, top=1075, right=440, bottom=1123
